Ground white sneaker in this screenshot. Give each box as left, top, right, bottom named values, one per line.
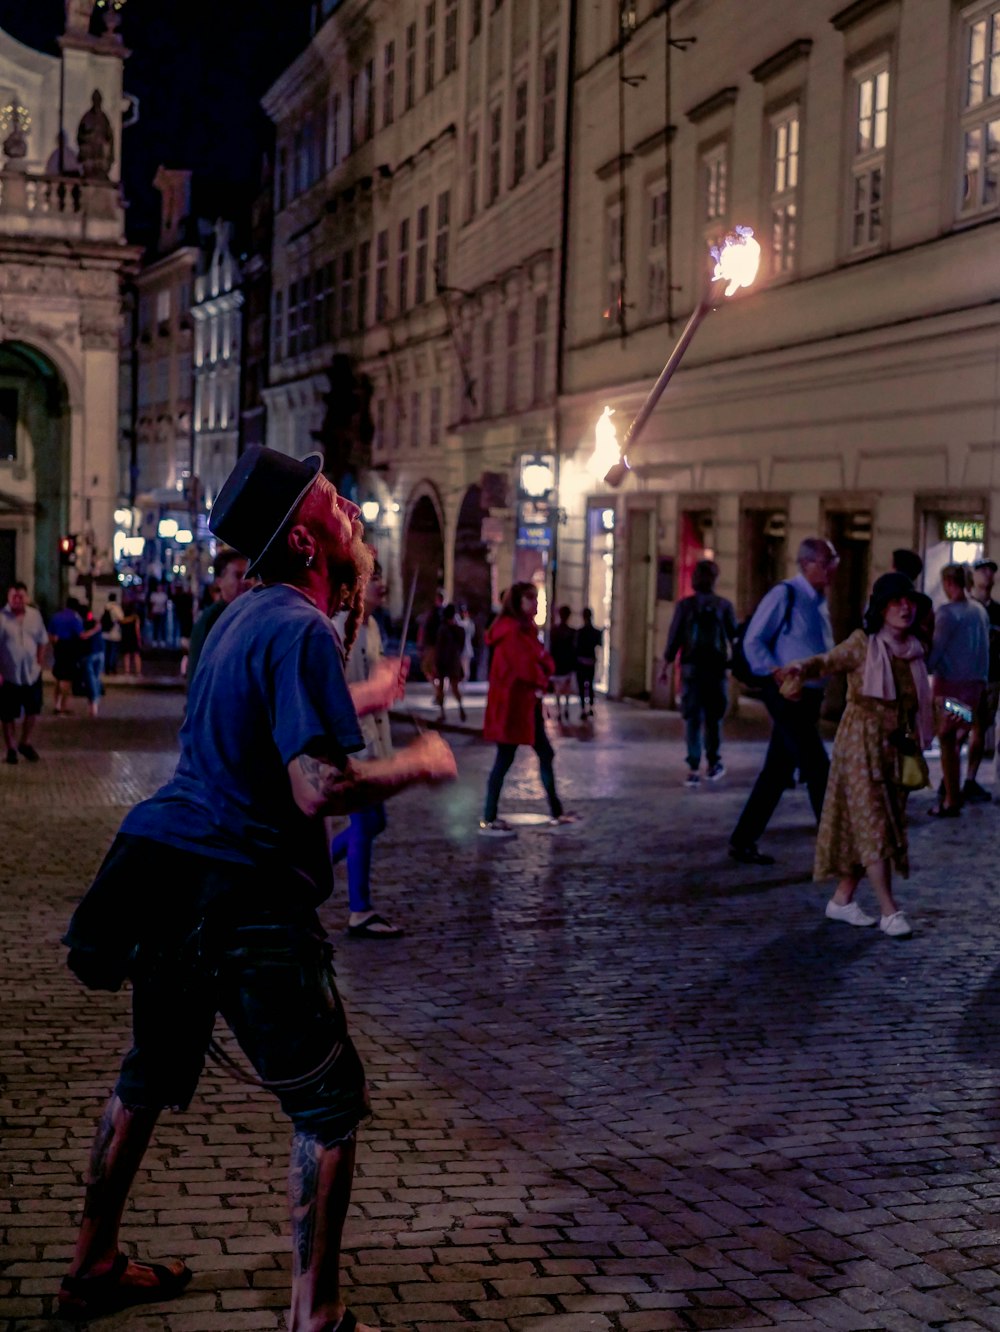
left=478, top=820, right=516, bottom=838
left=880, top=911, right=913, bottom=938
left=544, top=812, right=581, bottom=831
left=684, top=772, right=700, bottom=789
left=825, top=899, right=877, bottom=927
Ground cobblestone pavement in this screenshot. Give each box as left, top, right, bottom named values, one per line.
left=5, top=693, right=1000, bottom=1331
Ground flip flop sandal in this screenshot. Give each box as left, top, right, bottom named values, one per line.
left=58, top=1252, right=192, bottom=1320
left=927, top=804, right=961, bottom=818
left=347, top=913, right=404, bottom=939
left=319, top=1312, right=360, bottom=1332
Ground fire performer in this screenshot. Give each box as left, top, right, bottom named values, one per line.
left=60, top=446, right=456, bottom=1332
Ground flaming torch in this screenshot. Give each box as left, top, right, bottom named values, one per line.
left=593, top=226, right=761, bottom=487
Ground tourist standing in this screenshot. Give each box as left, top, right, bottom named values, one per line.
left=575, top=608, right=603, bottom=719
left=549, top=606, right=577, bottom=722
left=927, top=563, right=989, bottom=817
left=0, top=581, right=48, bottom=762
left=49, top=595, right=84, bottom=716
left=434, top=603, right=467, bottom=721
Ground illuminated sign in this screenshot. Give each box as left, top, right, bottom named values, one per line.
left=943, top=519, right=984, bottom=542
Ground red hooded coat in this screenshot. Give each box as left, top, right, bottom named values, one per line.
left=483, top=615, right=555, bottom=745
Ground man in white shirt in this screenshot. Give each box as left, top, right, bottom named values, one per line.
left=0, top=582, right=49, bottom=763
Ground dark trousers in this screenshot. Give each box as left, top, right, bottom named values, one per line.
left=681, top=669, right=727, bottom=770
left=730, top=684, right=829, bottom=849
left=484, top=703, right=563, bottom=821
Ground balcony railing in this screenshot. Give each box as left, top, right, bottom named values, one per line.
left=0, top=170, right=123, bottom=242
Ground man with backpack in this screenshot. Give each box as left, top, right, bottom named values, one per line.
left=661, top=559, right=737, bottom=787
left=728, top=537, right=839, bottom=865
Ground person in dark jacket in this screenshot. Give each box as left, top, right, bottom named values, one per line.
left=480, top=582, right=578, bottom=837
left=434, top=603, right=467, bottom=722
left=549, top=605, right=577, bottom=722
left=661, top=559, right=738, bottom=787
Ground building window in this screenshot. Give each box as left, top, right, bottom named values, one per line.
left=272, top=291, right=284, bottom=362
left=156, top=288, right=171, bottom=324
left=376, top=229, right=389, bottom=320
left=340, top=249, right=355, bottom=334
left=425, top=2, right=437, bottom=94
left=329, top=93, right=341, bottom=168
left=511, top=78, right=528, bottom=186
left=287, top=280, right=300, bottom=357
left=435, top=190, right=450, bottom=288
left=301, top=272, right=315, bottom=352
left=314, top=265, right=328, bottom=345
left=383, top=41, right=395, bottom=127
left=539, top=48, right=557, bottom=164
left=415, top=204, right=429, bottom=303
left=472, top=0, right=482, bottom=39
left=850, top=59, right=890, bottom=251
left=397, top=218, right=410, bottom=312
left=646, top=184, right=668, bottom=317
left=505, top=307, right=519, bottom=412
left=348, top=74, right=358, bottom=152
left=702, top=141, right=728, bottom=227
left=466, top=126, right=479, bottom=219
left=405, top=22, right=417, bottom=110
left=429, top=384, right=442, bottom=445
left=770, top=106, right=800, bottom=274
left=357, top=239, right=370, bottom=330
left=444, top=0, right=458, bottom=74
left=410, top=389, right=422, bottom=448
left=532, top=292, right=547, bottom=403
left=959, top=3, right=1000, bottom=217
left=363, top=59, right=375, bottom=141
left=276, top=144, right=289, bottom=210
left=603, top=201, right=624, bottom=329
left=488, top=103, right=502, bottom=204
left=481, top=318, right=494, bottom=416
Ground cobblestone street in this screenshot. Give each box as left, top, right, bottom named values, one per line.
left=6, top=691, right=1000, bottom=1330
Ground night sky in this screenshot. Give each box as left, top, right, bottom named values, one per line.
left=0, top=0, right=313, bottom=249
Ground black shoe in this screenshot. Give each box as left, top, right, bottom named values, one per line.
left=729, top=843, right=775, bottom=866
left=963, top=779, right=992, bottom=805
left=5, top=748, right=17, bottom=765
left=17, top=743, right=39, bottom=762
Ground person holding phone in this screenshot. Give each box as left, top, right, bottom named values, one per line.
left=928, top=563, right=989, bottom=817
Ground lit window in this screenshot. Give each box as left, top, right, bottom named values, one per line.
left=770, top=106, right=800, bottom=275
left=959, top=3, right=1000, bottom=217
left=602, top=201, right=624, bottom=329
left=646, top=184, right=668, bottom=318
left=850, top=59, right=890, bottom=251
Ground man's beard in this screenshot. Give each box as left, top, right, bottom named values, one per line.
left=328, top=522, right=375, bottom=652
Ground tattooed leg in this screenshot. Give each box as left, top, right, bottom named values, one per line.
left=288, top=1131, right=358, bottom=1332
left=67, top=1094, right=160, bottom=1278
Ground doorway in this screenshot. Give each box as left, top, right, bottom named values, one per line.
left=0, top=529, right=15, bottom=593
left=678, top=507, right=715, bottom=599
left=920, top=507, right=987, bottom=606
left=824, top=509, right=872, bottom=644
left=739, top=505, right=787, bottom=618
left=584, top=503, right=614, bottom=695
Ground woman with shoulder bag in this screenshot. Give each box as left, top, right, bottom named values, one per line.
left=777, top=572, right=933, bottom=939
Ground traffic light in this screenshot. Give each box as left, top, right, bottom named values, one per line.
left=59, top=534, right=77, bottom=566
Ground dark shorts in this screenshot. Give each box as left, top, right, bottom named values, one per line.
left=52, top=640, right=78, bottom=682
left=976, top=681, right=1000, bottom=730
left=0, top=678, right=43, bottom=723
left=68, top=835, right=369, bottom=1146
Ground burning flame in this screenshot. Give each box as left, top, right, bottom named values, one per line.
left=588, top=406, right=622, bottom=480
left=711, top=225, right=761, bottom=297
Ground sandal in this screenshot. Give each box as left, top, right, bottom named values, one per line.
left=927, top=804, right=961, bottom=818
left=347, top=912, right=404, bottom=939
left=322, top=1311, right=360, bottom=1332
left=59, top=1252, right=192, bottom=1320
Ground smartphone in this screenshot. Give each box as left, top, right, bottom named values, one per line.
left=943, top=697, right=974, bottom=724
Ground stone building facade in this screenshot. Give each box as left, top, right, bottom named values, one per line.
left=191, top=219, right=242, bottom=510
left=558, top=0, right=1000, bottom=700
left=0, top=4, right=134, bottom=615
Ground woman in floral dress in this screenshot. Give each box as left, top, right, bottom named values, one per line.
left=778, top=573, right=933, bottom=939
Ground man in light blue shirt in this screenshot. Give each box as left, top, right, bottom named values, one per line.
left=730, top=537, right=839, bottom=865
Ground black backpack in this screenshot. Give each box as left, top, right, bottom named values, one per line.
left=731, top=583, right=795, bottom=689
left=686, top=600, right=729, bottom=671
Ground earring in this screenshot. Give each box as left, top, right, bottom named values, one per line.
left=305, top=554, right=315, bottom=570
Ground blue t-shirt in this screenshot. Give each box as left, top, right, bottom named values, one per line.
left=49, top=608, right=83, bottom=640
left=122, top=584, right=364, bottom=901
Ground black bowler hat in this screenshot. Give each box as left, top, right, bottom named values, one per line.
left=974, top=558, right=998, bottom=573
left=209, top=445, right=323, bottom=575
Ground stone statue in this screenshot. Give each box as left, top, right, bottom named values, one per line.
left=65, top=0, right=96, bottom=35
left=77, top=90, right=114, bottom=180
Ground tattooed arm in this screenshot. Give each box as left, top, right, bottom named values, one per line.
left=287, top=732, right=456, bottom=818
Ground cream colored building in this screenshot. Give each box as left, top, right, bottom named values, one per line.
left=263, top=0, right=571, bottom=622
left=192, top=219, right=242, bottom=510
left=0, top=4, right=133, bottom=615
left=559, top=0, right=1000, bottom=701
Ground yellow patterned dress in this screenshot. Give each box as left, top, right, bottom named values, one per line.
left=796, top=629, right=920, bottom=880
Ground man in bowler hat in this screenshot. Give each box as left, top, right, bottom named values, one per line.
left=61, top=446, right=456, bottom=1332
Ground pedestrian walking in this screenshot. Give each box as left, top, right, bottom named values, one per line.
left=778, top=573, right=932, bottom=939
left=964, top=557, right=1000, bottom=803
left=456, top=601, right=476, bottom=683
left=0, top=581, right=48, bottom=763
left=60, top=445, right=456, bottom=1332
left=434, top=603, right=467, bottom=721
left=147, top=582, right=168, bottom=646
left=77, top=608, right=105, bottom=719
left=927, top=562, right=989, bottom=817
left=549, top=605, right=577, bottom=722
left=661, top=558, right=737, bottom=787
left=729, top=537, right=839, bottom=865
left=417, top=589, right=444, bottom=688
left=480, top=582, right=578, bottom=836
left=575, top=607, right=603, bottom=719
left=331, top=561, right=404, bottom=939
left=119, top=595, right=143, bottom=675
left=185, top=547, right=250, bottom=687
left=101, top=593, right=124, bottom=675
left=49, top=594, right=84, bottom=716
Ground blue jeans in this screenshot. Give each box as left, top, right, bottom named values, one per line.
left=483, top=702, right=563, bottom=822
left=330, top=804, right=387, bottom=913
left=680, top=669, right=726, bottom=770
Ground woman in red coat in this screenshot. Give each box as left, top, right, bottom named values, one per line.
left=480, top=582, right=578, bottom=837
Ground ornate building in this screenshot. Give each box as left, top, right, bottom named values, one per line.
left=192, top=219, right=242, bottom=510
left=0, top=1, right=135, bottom=614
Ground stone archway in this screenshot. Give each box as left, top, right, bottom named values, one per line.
left=0, top=342, right=71, bottom=616
left=453, top=484, right=491, bottom=618
left=402, top=493, right=444, bottom=641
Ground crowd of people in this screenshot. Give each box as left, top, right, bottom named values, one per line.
left=665, top=541, right=999, bottom=940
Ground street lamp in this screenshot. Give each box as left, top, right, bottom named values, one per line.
left=361, top=498, right=380, bottom=525
left=592, top=226, right=762, bottom=487
left=158, top=518, right=179, bottom=539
